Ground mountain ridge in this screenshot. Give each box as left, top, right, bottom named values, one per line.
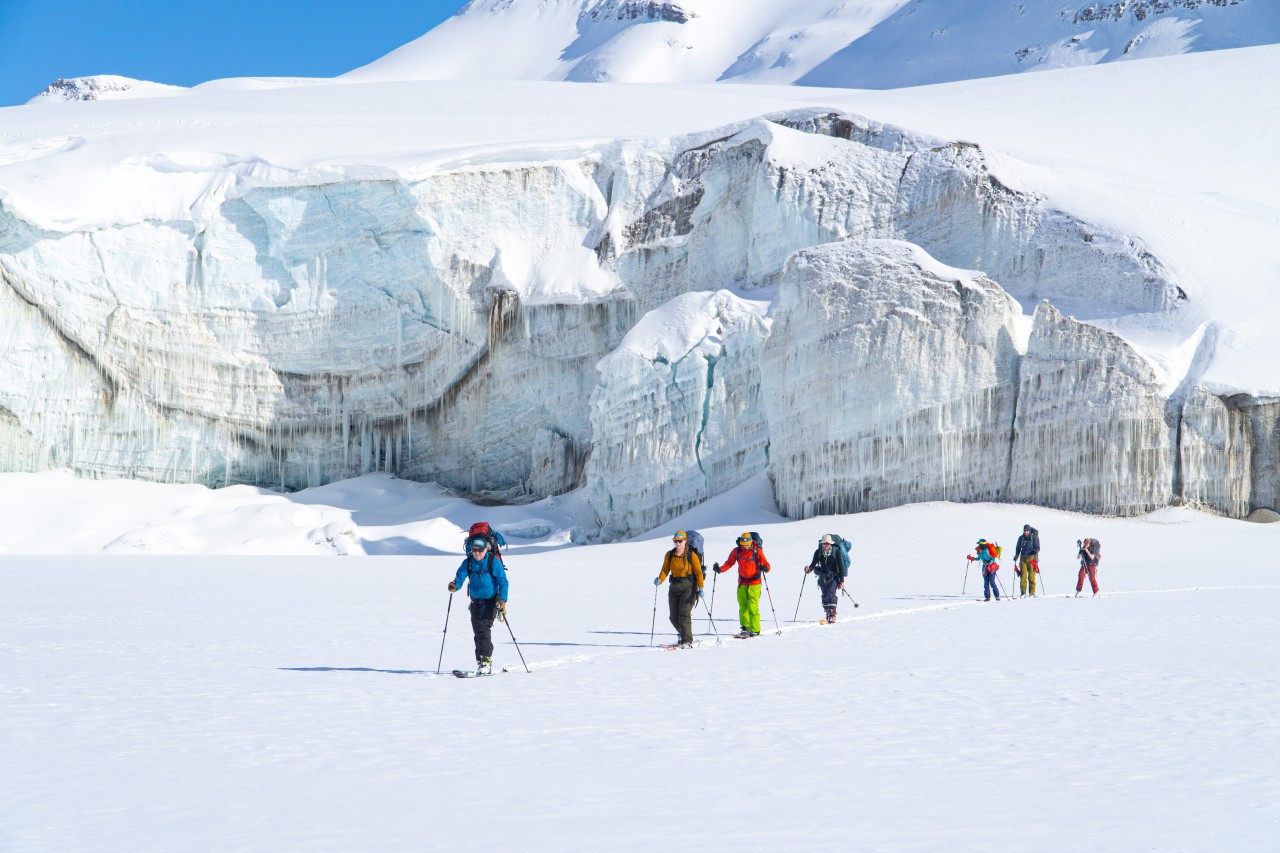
left=346, top=0, right=1279, bottom=88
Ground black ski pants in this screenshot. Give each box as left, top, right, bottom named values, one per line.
left=667, top=576, right=697, bottom=645
left=469, top=596, right=498, bottom=661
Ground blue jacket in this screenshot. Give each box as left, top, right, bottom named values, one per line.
left=454, top=553, right=509, bottom=601
left=975, top=543, right=998, bottom=572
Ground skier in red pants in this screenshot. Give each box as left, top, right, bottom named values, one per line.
left=1076, top=538, right=1101, bottom=597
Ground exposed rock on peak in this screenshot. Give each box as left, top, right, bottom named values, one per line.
left=584, top=1, right=696, bottom=24
left=28, top=75, right=185, bottom=104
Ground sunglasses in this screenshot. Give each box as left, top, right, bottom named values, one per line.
left=470, top=547, right=486, bottom=553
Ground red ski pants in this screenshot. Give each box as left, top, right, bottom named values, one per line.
left=1077, top=564, right=1099, bottom=594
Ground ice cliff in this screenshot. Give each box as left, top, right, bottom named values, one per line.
left=0, top=109, right=1274, bottom=536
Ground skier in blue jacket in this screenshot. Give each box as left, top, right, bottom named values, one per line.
left=449, top=536, right=510, bottom=675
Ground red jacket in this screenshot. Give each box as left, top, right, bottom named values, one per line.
left=723, top=545, right=771, bottom=586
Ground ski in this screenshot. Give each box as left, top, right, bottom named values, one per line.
left=452, top=668, right=509, bottom=678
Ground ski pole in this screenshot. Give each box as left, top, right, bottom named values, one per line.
left=962, top=558, right=971, bottom=595
left=650, top=583, right=659, bottom=646
left=841, top=587, right=860, bottom=609
left=792, top=569, right=810, bottom=621
left=699, top=592, right=721, bottom=643
left=995, top=571, right=1009, bottom=600
left=500, top=608, right=531, bottom=674
left=706, top=566, right=718, bottom=632
left=760, top=570, right=782, bottom=635
left=436, top=591, right=454, bottom=675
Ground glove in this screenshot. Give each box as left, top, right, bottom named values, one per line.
left=804, top=566, right=812, bottom=574
left=966, top=555, right=975, bottom=562
left=497, top=600, right=507, bottom=617
left=713, top=562, right=723, bottom=574
left=697, top=589, right=705, bottom=600
left=447, top=581, right=457, bottom=592
left=653, top=577, right=661, bottom=586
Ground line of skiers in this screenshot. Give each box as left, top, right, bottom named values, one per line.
left=445, top=520, right=1105, bottom=674
left=654, top=529, right=857, bottom=646
left=966, top=524, right=1102, bottom=601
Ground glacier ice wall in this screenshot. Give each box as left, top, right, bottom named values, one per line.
left=1008, top=301, right=1175, bottom=515
left=762, top=240, right=1021, bottom=518
left=2, top=106, right=1261, bottom=535
left=584, top=291, right=769, bottom=539
left=1239, top=399, right=1280, bottom=513
left=1178, top=387, right=1252, bottom=518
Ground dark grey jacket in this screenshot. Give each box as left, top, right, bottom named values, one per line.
left=1014, top=529, right=1040, bottom=559
left=809, top=547, right=847, bottom=582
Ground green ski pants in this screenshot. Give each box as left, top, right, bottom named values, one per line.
left=736, top=583, right=762, bottom=633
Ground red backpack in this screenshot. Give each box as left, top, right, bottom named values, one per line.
left=465, top=522, right=507, bottom=562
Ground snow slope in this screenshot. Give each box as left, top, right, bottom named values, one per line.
left=1, top=472, right=1277, bottom=851
left=346, top=0, right=1280, bottom=88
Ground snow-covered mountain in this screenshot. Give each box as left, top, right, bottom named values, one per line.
left=346, top=0, right=1280, bottom=88
left=27, top=75, right=187, bottom=104
left=3, top=14, right=1279, bottom=536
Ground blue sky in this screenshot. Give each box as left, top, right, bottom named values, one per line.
left=0, top=0, right=467, bottom=107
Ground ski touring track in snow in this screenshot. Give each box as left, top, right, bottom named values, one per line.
left=442, top=584, right=1280, bottom=678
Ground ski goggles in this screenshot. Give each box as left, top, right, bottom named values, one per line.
left=738, top=536, right=752, bottom=544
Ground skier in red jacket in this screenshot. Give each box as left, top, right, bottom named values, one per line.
left=715, top=532, right=771, bottom=638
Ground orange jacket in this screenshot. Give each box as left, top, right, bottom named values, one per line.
left=659, top=548, right=705, bottom=589
left=722, top=545, right=770, bottom=586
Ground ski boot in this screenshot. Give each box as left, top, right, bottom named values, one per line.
left=477, top=657, right=493, bottom=676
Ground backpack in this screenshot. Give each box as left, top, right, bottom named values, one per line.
left=823, top=534, right=852, bottom=572
left=684, top=529, right=705, bottom=564
left=465, top=521, right=508, bottom=561
left=748, top=531, right=764, bottom=550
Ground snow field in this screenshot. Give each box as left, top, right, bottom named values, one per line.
left=3, top=497, right=1277, bottom=851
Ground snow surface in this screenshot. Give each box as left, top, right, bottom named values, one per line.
left=2, top=471, right=1278, bottom=851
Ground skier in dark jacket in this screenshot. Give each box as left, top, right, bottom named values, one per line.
left=1013, top=524, right=1041, bottom=597
left=449, top=536, right=510, bottom=675
left=1076, top=538, right=1101, bottom=597
left=805, top=534, right=848, bottom=622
